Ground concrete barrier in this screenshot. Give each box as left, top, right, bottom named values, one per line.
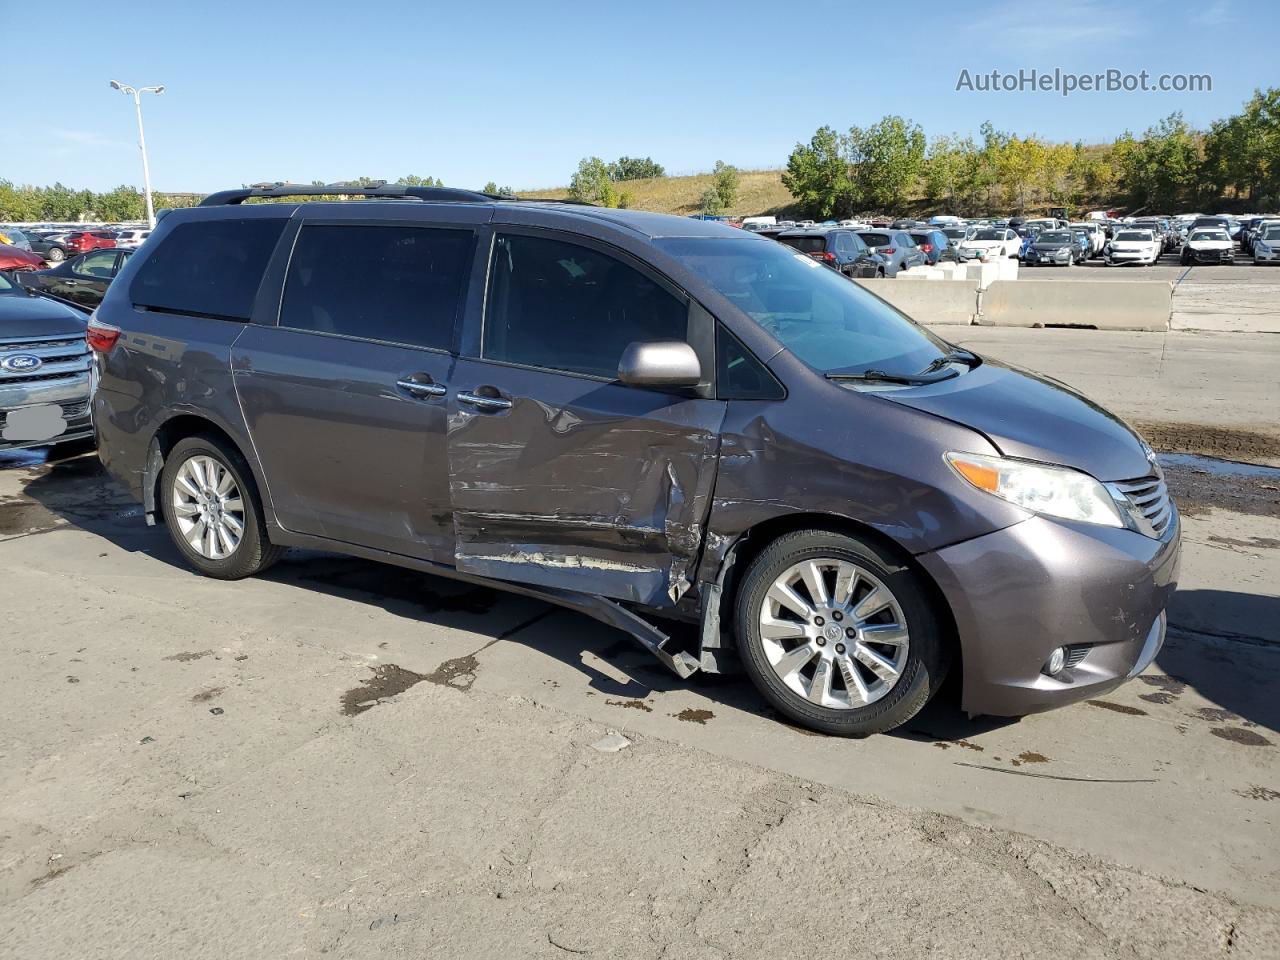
left=980, top=279, right=1171, bottom=331
left=855, top=277, right=978, bottom=325
left=963, top=261, right=1001, bottom=288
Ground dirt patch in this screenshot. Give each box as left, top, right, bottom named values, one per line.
left=1086, top=699, right=1147, bottom=716
left=606, top=699, right=653, bottom=713
left=1235, top=785, right=1280, bottom=802
left=165, top=650, right=213, bottom=663
left=1195, top=707, right=1241, bottom=723
left=1208, top=535, right=1280, bottom=551
left=423, top=653, right=480, bottom=692
left=932, top=739, right=984, bottom=752
left=672, top=708, right=715, bottom=725
left=1136, top=421, right=1280, bottom=464
left=1011, top=751, right=1050, bottom=766
left=1137, top=674, right=1187, bottom=705
left=191, top=686, right=225, bottom=703
left=1210, top=727, right=1273, bottom=747
left=340, top=664, right=428, bottom=716
left=1161, top=464, right=1280, bottom=520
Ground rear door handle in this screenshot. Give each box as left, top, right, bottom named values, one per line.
left=457, top=390, right=512, bottom=411
left=395, top=376, right=447, bottom=398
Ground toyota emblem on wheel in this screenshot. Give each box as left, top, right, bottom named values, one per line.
left=0, top=353, right=42, bottom=372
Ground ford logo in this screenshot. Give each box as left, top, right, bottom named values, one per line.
left=1, top=354, right=43, bottom=373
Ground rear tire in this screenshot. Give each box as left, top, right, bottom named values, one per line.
left=735, top=529, right=950, bottom=736
left=160, top=434, right=284, bottom=580
left=46, top=247, right=65, bottom=262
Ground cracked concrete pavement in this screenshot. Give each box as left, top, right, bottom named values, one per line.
left=2, top=322, right=1279, bottom=958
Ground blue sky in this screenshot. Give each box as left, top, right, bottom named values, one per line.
left=3, top=0, right=1273, bottom=193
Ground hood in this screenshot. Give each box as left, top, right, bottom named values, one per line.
left=879, top=359, right=1153, bottom=481
left=0, top=244, right=42, bottom=268
left=1033, top=240, right=1072, bottom=250
left=963, top=239, right=1002, bottom=248
left=0, top=293, right=88, bottom=339
left=1188, top=238, right=1232, bottom=248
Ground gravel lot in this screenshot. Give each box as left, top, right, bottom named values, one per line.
left=2, top=323, right=1278, bottom=958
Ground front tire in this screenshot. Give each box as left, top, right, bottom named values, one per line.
left=46, top=246, right=65, bottom=262
left=735, top=529, right=949, bottom=736
left=160, top=435, right=284, bottom=580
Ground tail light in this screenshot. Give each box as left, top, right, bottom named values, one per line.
left=880, top=247, right=896, bottom=255
left=919, top=243, right=934, bottom=253
left=86, top=316, right=121, bottom=353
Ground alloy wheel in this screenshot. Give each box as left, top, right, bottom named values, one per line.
left=758, top=558, right=909, bottom=709
left=171, top=455, right=245, bottom=560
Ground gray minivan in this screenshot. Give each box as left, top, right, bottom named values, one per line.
left=88, top=184, right=1180, bottom=736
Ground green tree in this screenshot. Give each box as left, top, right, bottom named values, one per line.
left=698, top=186, right=724, bottom=216
left=781, top=125, right=849, bottom=217
left=396, top=174, right=443, bottom=187
left=482, top=181, right=515, bottom=195
left=568, top=156, right=625, bottom=207
left=607, top=156, right=665, bottom=181
left=712, top=160, right=739, bottom=210
left=846, top=115, right=926, bottom=211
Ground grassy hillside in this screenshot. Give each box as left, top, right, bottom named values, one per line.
left=517, top=169, right=795, bottom=217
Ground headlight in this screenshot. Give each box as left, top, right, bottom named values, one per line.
left=945, top=452, right=1125, bottom=527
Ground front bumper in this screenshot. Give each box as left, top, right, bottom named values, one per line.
left=0, top=373, right=93, bottom=450
left=917, top=512, right=1180, bottom=717
left=1186, top=249, right=1233, bottom=263
left=1252, top=247, right=1277, bottom=262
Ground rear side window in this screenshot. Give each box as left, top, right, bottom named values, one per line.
left=280, top=225, right=473, bottom=350
left=483, top=233, right=688, bottom=379
left=778, top=235, right=826, bottom=254
left=860, top=232, right=890, bottom=246
left=131, top=218, right=286, bottom=320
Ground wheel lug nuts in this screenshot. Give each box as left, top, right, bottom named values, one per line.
left=835, top=643, right=846, bottom=654
left=814, top=616, right=825, bottom=626
left=845, top=627, right=856, bottom=638
left=816, top=638, right=826, bottom=647
left=832, top=611, right=843, bottom=621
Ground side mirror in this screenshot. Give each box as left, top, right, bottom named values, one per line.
left=618, top=340, right=702, bottom=388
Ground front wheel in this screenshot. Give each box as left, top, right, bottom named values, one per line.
left=735, top=529, right=949, bottom=736
left=46, top=246, right=65, bottom=262
left=160, top=435, right=284, bottom=579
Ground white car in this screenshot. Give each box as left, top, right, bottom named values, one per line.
left=1180, top=228, right=1234, bottom=266
left=1253, top=225, right=1280, bottom=264
left=1106, top=229, right=1161, bottom=266
left=114, top=228, right=152, bottom=249
left=958, top=227, right=1019, bottom=261
left=1069, top=222, right=1105, bottom=257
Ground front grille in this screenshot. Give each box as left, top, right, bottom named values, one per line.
left=1064, top=644, right=1091, bottom=668
left=1112, top=475, right=1174, bottom=537
left=0, top=334, right=91, bottom=386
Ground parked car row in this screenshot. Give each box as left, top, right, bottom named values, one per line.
left=1, top=224, right=151, bottom=265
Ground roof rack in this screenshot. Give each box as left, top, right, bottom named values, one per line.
left=199, top=181, right=504, bottom=206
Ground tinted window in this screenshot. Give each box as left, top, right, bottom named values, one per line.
left=484, top=234, right=688, bottom=379
left=859, top=232, right=890, bottom=246
left=131, top=218, right=286, bottom=320
left=778, top=235, right=827, bottom=254
left=280, top=225, right=472, bottom=350
left=717, top=324, right=783, bottom=400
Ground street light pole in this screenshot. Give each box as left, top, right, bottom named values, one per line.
left=110, top=81, right=165, bottom=229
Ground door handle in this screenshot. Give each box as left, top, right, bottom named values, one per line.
left=395, top=378, right=447, bottom=398
left=457, top=390, right=513, bottom=411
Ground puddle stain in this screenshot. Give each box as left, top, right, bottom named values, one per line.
left=1138, top=674, right=1187, bottom=697
left=191, top=686, right=224, bottom=703
left=1086, top=699, right=1147, bottom=716
left=164, top=650, right=213, bottom=662
left=340, top=664, right=429, bottom=716
left=1141, top=693, right=1176, bottom=705
left=1208, top=535, right=1280, bottom=551
left=1210, top=727, right=1273, bottom=748
left=672, top=708, right=714, bottom=725
left=1234, top=785, right=1280, bottom=802
left=1195, top=707, right=1243, bottom=723
left=605, top=698, right=653, bottom=713
left=424, top=653, right=480, bottom=692
left=1011, top=751, right=1050, bottom=767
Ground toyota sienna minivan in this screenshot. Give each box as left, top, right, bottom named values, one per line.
left=88, top=184, right=1180, bottom=736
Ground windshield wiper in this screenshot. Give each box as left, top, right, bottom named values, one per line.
left=827, top=367, right=959, bottom=386
left=917, top=348, right=978, bottom=375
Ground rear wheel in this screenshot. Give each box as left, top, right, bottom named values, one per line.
left=46, top=246, right=65, bottom=262
left=735, top=529, right=949, bottom=736
left=160, top=435, right=284, bottom=579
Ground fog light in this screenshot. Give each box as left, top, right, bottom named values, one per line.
left=1045, top=647, right=1067, bottom=677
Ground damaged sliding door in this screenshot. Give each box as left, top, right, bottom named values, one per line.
left=447, top=230, right=725, bottom=607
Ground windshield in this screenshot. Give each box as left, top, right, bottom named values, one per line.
left=654, top=236, right=949, bottom=378
left=1039, top=232, right=1070, bottom=243
left=972, top=230, right=1002, bottom=241
left=1115, top=231, right=1152, bottom=241
left=1262, top=228, right=1280, bottom=240
left=942, top=228, right=966, bottom=239
left=1190, top=230, right=1228, bottom=241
